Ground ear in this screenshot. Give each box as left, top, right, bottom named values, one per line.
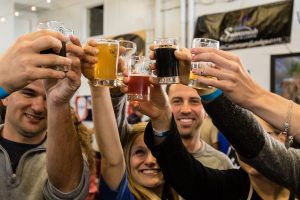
left=1, top=97, right=9, bottom=106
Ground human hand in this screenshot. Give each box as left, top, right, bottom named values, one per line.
left=0, top=30, right=72, bottom=95
left=122, top=75, right=172, bottom=131
left=81, top=39, right=126, bottom=88
left=43, top=35, right=83, bottom=105
left=149, top=44, right=192, bottom=85
left=190, top=47, right=262, bottom=106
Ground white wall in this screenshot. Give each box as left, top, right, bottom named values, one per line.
left=1, top=0, right=299, bottom=94
left=36, top=0, right=155, bottom=96
left=0, top=0, right=14, bottom=53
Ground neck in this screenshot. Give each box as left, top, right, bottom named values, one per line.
left=249, top=174, right=290, bottom=200
left=181, top=131, right=202, bottom=153
left=1, top=123, right=46, bottom=144
left=151, top=184, right=164, bottom=198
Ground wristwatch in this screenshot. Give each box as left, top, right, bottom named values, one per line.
left=152, top=128, right=169, bottom=137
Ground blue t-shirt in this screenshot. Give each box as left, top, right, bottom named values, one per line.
left=100, top=172, right=135, bottom=200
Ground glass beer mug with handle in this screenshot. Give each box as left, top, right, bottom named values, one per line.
left=38, top=20, right=74, bottom=72
left=117, top=40, right=137, bottom=86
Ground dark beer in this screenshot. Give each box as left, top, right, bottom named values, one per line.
left=155, top=46, right=179, bottom=77
left=40, top=41, right=66, bottom=57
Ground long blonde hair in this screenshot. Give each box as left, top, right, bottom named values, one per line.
left=123, top=122, right=178, bottom=200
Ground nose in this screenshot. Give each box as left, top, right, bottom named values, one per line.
left=31, top=97, right=46, bottom=113
left=144, top=152, right=157, bottom=166
left=180, top=102, right=191, bottom=114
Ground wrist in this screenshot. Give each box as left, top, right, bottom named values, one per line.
left=151, top=107, right=172, bottom=132
left=152, top=128, right=170, bottom=137
left=200, top=88, right=223, bottom=102
left=0, top=86, right=10, bottom=99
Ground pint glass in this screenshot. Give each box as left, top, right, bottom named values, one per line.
left=154, top=38, right=179, bottom=84
left=127, top=56, right=151, bottom=101
left=189, top=38, right=219, bottom=89
left=94, top=39, right=119, bottom=88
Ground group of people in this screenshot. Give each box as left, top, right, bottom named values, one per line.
left=0, top=29, right=300, bottom=200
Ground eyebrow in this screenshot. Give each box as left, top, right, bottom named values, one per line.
left=20, top=88, right=36, bottom=93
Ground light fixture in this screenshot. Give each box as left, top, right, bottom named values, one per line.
left=31, top=6, right=36, bottom=11
left=14, top=11, right=19, bottom=16
left=46, top=0, right=51, bottom=3
left=0, top=17, right=5, bottom=22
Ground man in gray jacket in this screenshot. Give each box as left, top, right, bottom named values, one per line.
left=0, top=33, right=89, bottom=199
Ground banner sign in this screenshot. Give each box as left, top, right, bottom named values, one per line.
left=194, top=1, right=293, bottom=50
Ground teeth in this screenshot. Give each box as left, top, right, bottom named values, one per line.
left=179, top=119, right=193, bottom=122
left=25, top=113, right=42, bottom=120
left=142, top=169, right=159, bottom=175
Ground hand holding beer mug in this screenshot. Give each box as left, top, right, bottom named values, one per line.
left=38, top=20, right=74, bottom=72
left=127, top=56, right=151, bottom=101
left=94, top=39, right=119, bottom=87
left=189, top=38, right=219, bottom=89
left=117, top=40, right=137, bottom=86
left=154, top=38, right=180, bottom=84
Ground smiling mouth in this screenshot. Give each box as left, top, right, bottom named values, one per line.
left=25, top=113, right=44, bottom=121
left=140, top=169, right=161, bottom=176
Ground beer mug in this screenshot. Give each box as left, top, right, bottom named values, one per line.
left=127, top=56, right=151, bottom=101
left=154, top=38, right=180, bottom=84
left=189, top=38, right=219, bottom=89
left=38, top=20, right=74, bottom=72
left=93, top=39, right=119, bottom=88
left=117, top=40, right=137, bottom=86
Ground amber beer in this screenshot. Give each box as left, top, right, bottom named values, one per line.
left=94, top=39, right=119, bottom=87
left=128, top=56, right=151, bottom=101
left=189, top=38, right=219, bottom=89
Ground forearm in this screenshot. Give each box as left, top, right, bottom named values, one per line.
left=246, top=89, right=300, bottom=142
left=144, top=118, right=244, bottom=199
left=90, top=86, right=125, bottom=190
left=47, top=103, right=84, bottom=192
left=240, top=133, right=300, bottom=197
left=204, top=94, right=265, bottom=158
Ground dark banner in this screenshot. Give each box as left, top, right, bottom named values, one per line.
left=194, top=1, right=293, bottom=50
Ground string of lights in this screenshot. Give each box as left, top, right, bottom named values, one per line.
left=0, top=0, right=52, bottom=22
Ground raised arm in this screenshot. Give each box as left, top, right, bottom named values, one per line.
left=144, top=117, right=248, bottom=200
left=203, top=94, right=300, bottom=197
left=90, top=86, right=125, bottom=190
left=82, top=39, right=126, bottom=191
left=190, top=47, right=300, bottom=142
left=44, top=36, right=88, bottom=198
left=0, top=30, right=71, bottom=98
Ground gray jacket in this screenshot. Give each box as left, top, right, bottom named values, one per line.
left=0, top=124, right=90, bottom=200
left=204, top=94, right=300, bottom=197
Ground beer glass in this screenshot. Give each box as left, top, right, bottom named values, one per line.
left=38, top=21, right=73, bottom=72
left=189, top=38, right=219, bottom=89
left=93, top=39, right=119, bottom=88
left=117, top=40, right=137, bottom=86
left=127, top=56, right=151, bottom=101
left=154, top=38, right=179, bottom=84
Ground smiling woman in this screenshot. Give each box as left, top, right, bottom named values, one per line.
left=123, top=123, right=177, bottom=200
